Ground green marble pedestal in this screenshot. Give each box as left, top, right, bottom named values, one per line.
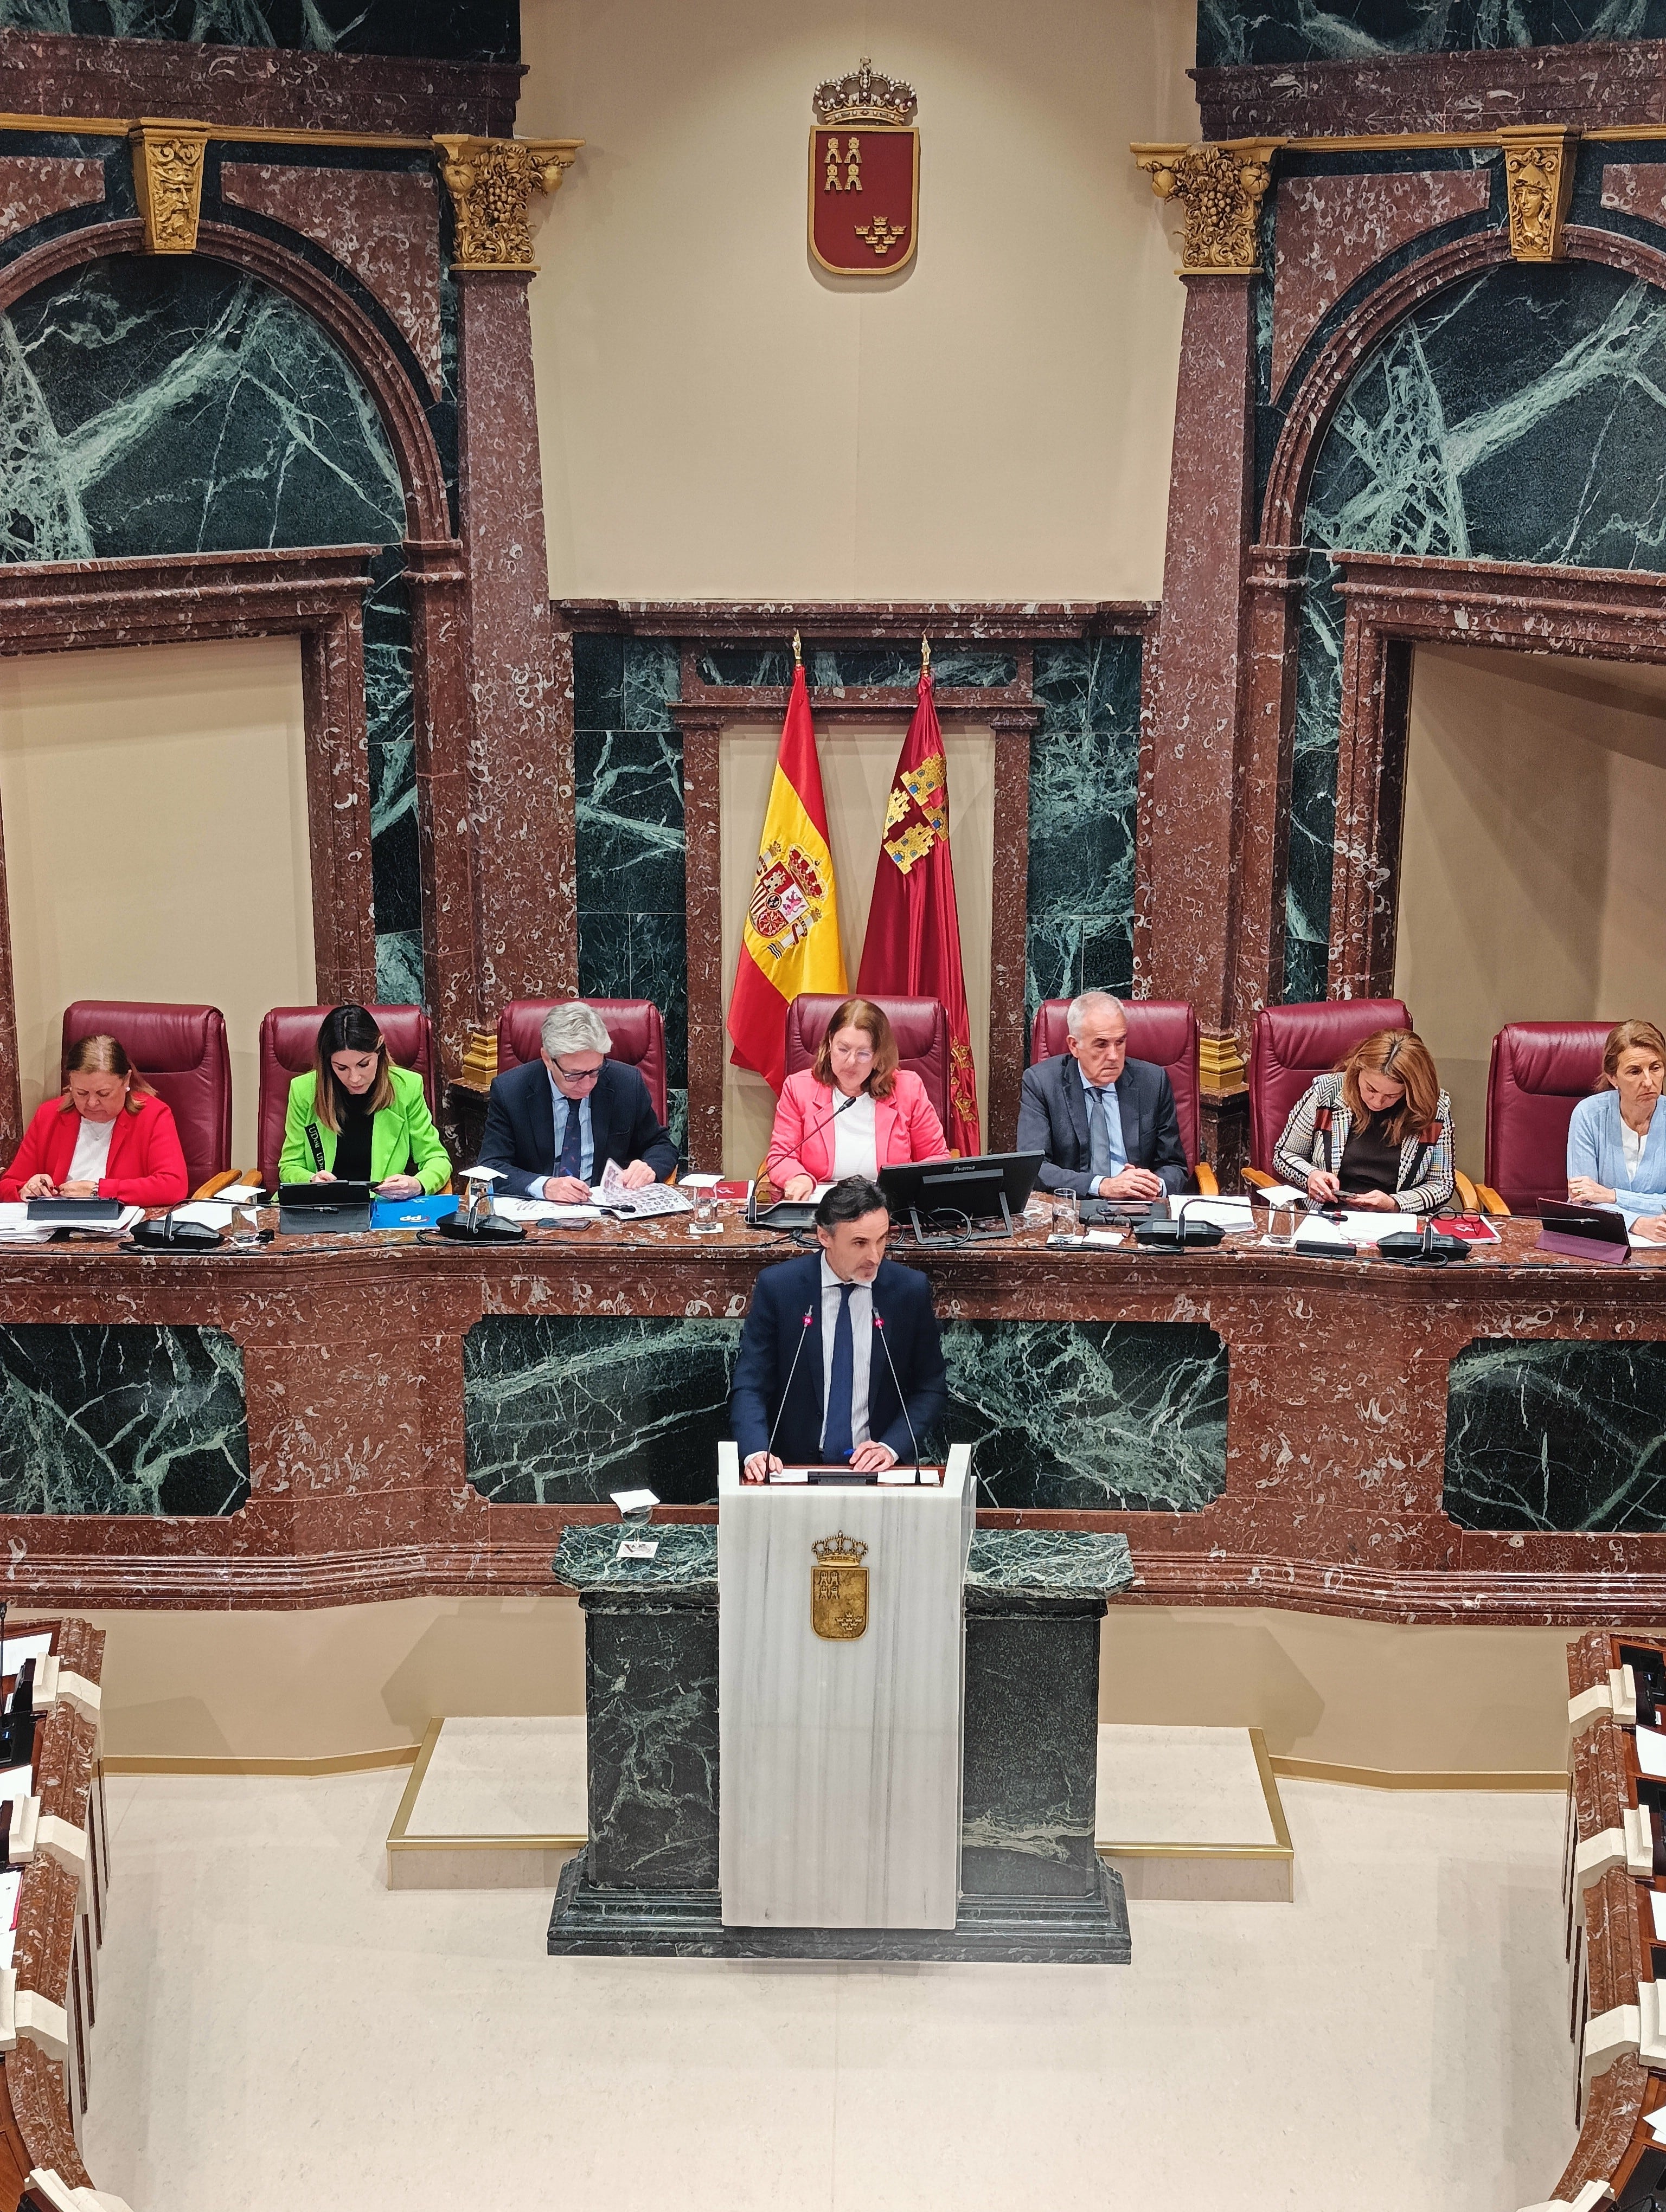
left=547, top=1524, right=1133, bottom=1964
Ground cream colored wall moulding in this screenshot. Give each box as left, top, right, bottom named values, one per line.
left=129, top=117, right=210, bottom=254
left=433, top=133, right=584, bottom=272
left=1131, top=138, right=1285, bottom=275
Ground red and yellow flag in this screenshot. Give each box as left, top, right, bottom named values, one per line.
left=727, top=662, right=847, bottom=1092
left=856, top=658, right=981, bottom=1154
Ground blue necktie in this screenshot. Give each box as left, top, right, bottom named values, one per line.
left=557, top=1097, right=582, bottom=1179
left=822, top=1285, right=855, bottom=1459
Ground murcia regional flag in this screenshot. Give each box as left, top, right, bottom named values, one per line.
left=727, top=661, right=846, bottom=1092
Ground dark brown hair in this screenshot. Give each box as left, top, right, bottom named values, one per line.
left=312, top=1005, right=395, bottom=1132
left=1599, top=1020, right=1666, bottom=1090
left=59, top=1034, right=151, bottom=1115
left=1336, top=1029, right=1441, bottom=1147
left=811, top=997, right=900, bottom=1101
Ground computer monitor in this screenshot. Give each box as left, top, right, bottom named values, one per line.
left=877, top=1152, right=1044, bottom=1242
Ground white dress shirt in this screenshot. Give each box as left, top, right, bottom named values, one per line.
left=66, top=1115, right=116, bottom=1188
left=831, top=1089, right=879, bottom=1182
left=818, top=1255, right=872, bottom=1451
left=1624, top=1116, right=1648, bottom=1184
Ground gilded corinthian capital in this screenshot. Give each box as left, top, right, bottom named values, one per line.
left=432, top=134, right=585, bottom=272
left=1132, top=139, right=1284, bottom=275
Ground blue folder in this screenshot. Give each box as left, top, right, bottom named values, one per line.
left=371, top=1194, right=459, bottom=1230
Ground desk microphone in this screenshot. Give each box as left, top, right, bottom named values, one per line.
left=872, top=1310, right=922, bottom=1484
left=1133, top=1194, right=1226, bottom=1250
left=747, top=1091, right=861, bottom=1224
left=759, top=1306, right=816, bottom=1471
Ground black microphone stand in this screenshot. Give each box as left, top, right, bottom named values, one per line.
left=756, top=1306, right=817, bottom=1476
left=872, top=1310, right=924, bottom=1484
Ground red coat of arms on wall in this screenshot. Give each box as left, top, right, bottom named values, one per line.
left=809, top=58, right=919, bottom=278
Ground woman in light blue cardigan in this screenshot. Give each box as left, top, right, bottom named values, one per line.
left=1567, top=1019, right=1666, bottom=1243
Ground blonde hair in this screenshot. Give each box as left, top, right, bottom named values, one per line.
left=1600, top=1020, right=1666, bottom=1089
left=60, top=1034, right=150, bottom=1115
left=1337, top=1029, right=1441, bottom=1147
left=811, top=998, right=900, bottom=1101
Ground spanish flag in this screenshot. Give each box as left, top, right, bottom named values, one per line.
left=727, top=661, right=846, bottom=1092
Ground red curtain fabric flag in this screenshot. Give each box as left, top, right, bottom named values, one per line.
left=856, top=660, right=981, bottom=1154
left=726, top=661, right=847, bottom=1093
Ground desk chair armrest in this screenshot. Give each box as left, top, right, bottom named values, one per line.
left=191, top=1168, right=244, bottom=1200
left=1241, top=1166, right=1276, bottom=1192
left=1475, top=1182, right=1510, bottom=1217
left=1453, top=1169, right=1480, bottom=1214
left=1193, top=1162, right=1219, bottom=1197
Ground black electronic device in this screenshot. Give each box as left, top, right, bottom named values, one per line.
left=1078, top=1196, right=1156, bottom=1226
left=25, top=1196, right=121, bottom=1225
left=877, top=1151, right=1044, bottom=1243
left=131, top=1207, right=223, bottom=1252
left=433, top=1209, right=527, bottom=1242
left=1133, top=1196, right=1226, bottom=1251
left=276, top=1180, right=374, bottom=1236
left=805, top=1467, right=879, bottom=1484
left=1377, top=1218, right=1470, bottom=1266
left=1536, top=1197, right=1631, bottom=1264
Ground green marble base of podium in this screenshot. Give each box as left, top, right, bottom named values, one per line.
left=546, top=1523, right=1133, bottom=1964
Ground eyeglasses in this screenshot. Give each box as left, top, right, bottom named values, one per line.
left=552, top=1060, right=603, bottom=1085
left=831, top=1044, right=875, bottom=1063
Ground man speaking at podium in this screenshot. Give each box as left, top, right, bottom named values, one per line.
left=732, top=1178, right=947, bottom=1481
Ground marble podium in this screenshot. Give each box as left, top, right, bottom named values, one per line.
left=547, top=1517, right=1133, bottom=1964
left=717, top=1442, right=975, bottom=1930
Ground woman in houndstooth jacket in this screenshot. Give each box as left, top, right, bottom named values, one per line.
left=1272, top=1030, right=1454, bottom=1216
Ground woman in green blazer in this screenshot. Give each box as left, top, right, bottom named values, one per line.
left=279, top=1004, right=451, bottom=1196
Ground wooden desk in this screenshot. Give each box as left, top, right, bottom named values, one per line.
left=0, top=1212, right=1662, bottom=1619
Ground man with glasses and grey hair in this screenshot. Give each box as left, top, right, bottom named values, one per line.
left=478, top=1001, right=677, bottom=1202
left=1016, top=990, right=1187, bottom=1202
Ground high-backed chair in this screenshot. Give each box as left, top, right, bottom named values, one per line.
left=61, top=1000, right=230, bottom=1200
left=785, top=994, right=951, bottom=1134
left=1028, top=997, right=1218, bottom=1193
left=496, top=999, right=668, bottom=1125
left=1484, top=1021, right=1615, bottom=1218
left=1244, top=998, right=1412, bottom=1189
left=258, top=1005, right=437, bottom=1195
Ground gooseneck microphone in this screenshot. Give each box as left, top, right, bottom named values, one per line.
left=872, top=1310, right=922, bottom=1484
left=759, top=1306, right=817, bottom=1471
left=748, top=1091, right=862, bottom=1224
left=1133, top=1193, right=1226, bottom=1250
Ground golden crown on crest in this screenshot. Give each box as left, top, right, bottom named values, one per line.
left=811, top=1531, right=868, bottom=1566
left=812, top=58, right=917, bottom=127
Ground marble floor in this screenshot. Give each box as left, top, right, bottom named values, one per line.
left=85, top=1771, right=1572, bottom=2210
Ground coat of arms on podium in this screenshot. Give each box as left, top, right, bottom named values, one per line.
left=809, top=59, right=919, bottom=278
left=811, top=1532, right=869, bottom=1639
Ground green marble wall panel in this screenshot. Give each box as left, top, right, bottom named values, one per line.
left=1200, top=0, right=1666, bottom=68
left=1026, top=638, right=1142, bottom=1021
left=0, top=2, right=516, bottom=57
left=939, top=1319, right=1228, bottom=1512
left=0, top=1323, right=248, bottom=1514
left=1446, top=1337, right=1666, bottom=1531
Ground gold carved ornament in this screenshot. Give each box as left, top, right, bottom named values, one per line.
left=432, top=133, right=584, bottom=272
left=1498, top=125, right=1578, bottom=262
left=130, top=119, right=210, bottom=254
left=811, top=1532, right=869, bottom=1641
left=1132, top=138, right=1284, bottom=275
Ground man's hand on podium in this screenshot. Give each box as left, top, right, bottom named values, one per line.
left=848, top=1441, right=898, bottom=1474
left=742, top=1451, right=782, bottom=1483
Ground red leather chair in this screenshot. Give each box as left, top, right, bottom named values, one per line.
left=785, top=994, right=951, bottom=1133
left=61, top=1000, right=230, bottom=1199
left=1030, top=998, right=1204, bottom=1173
left=258, top=1005, right=437, bottom=1194
left=1484, top=1021, right=1614, bottom=1217
left=496, top=1000, right=668, bottom=1124
left=1246, top=998, right=1412, bottom=1178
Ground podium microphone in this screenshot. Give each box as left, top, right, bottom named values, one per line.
left=872, top=1310, right=923, bottom=1484
left=1133, top=1194, right=1226, bottom=1250
left=759, top=1306, right=817, bottom=1472
left=747, top=1092, right=861, bottom=1225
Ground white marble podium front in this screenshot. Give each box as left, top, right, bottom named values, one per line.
left=717, top=1443, right=975, bottom=1929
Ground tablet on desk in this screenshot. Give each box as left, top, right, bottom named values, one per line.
left=1537, top=1198, right=1630, bottom=1264
left=277, top=1181, right=374, bottom=1235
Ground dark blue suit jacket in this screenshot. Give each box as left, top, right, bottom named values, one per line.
left=477, top=1058, right=677, bottom=1198
left=1015, top=1051, right=1188, bottom=1198
left=729, top=1253, right=948, bottom=1464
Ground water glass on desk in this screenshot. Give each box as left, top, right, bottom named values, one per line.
left=1264, top=1196, right=1303, bottom=1250
left=1053, top=1189, right=1079, bottom=1235
left=228, top=1198, right=264, bottom=1250
left=687, top=1200, right=721, bottom=1237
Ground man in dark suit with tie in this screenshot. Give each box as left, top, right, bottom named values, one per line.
left=477, top=1001, right=677, bottom=1200
left=730, top=1178, right=948, bottom=1480
left=1016, top=991, right=1188, bottom=1200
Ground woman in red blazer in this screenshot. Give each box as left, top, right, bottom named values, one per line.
left=767, top=997, right=949, bottom=1200
left=1, top=1033, right=189, bottom=1207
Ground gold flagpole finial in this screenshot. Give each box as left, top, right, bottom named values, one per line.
left=792, top=629, right=802, bottom=667
left=921, top=633, right=931, bottom=669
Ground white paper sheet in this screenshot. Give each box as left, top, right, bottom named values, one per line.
left=0, top=1870, right=20, bottom=1971
left=217, top=1184, right=262, bottom=1203
left=0, top=1636, right=51, bottom=1675
left=1174, top=1198, right=1255, bottom=1228
left=1650, top=1888, right=1666, bottom=1939
left=1637, top=1725, right=1666, bottom=1779
left=1296, top=1207, right=1419, bottom=1245
left=1084, top=1229, right=1125, bottom=1247
left=0, top=1766, right=33, bottom=1810
left=171, top=1203, right=235, bottom=1229
left=494, top=1197, right=598, bottom=1224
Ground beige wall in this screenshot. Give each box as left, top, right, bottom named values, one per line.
left=1395, top=645, right=1666, bottom=1178
left=0, top=638, right=316, bottom=1168
left=52, top=1595, right=1578, bottom=1779
left=517, top=0, right=1195, bottom=601
left=719, top=717, right=993, bottom=1176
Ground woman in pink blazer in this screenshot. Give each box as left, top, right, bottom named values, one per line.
left=0, top=1033, right=189, bottom=1207
left=767, top=997, right=949, bottom=1200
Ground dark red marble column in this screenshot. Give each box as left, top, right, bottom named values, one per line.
left=454, top=269, right=577, bottom=1018
left=1139, top=274, right=1258, bottom=1088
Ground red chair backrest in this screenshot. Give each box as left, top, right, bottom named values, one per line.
left=61, top=1000, right=230, bottom=1197
left=1486, top=1021, right=1614, bottom=1214
left=496, top=1000, right=668, bottom=1124
left=1029, top=999, right=1201, bottom=1170
left=1247, top=999, right=1412, bottom=1171
left=785, top=995, right=951, bottom=1131
left=258, top=1005, right=437, bottom=1193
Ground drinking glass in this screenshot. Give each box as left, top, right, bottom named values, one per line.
left=1053, top=1189, right=1079, bottom=1235
left=688, top=1200, right=722, bottom=1237
left=228, top=1200, right=264, bottom=1250
left=1265, top=1198, right=1302, bottom=1250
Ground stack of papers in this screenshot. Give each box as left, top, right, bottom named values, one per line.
left=0, top=1202, right=143, bottom=1242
